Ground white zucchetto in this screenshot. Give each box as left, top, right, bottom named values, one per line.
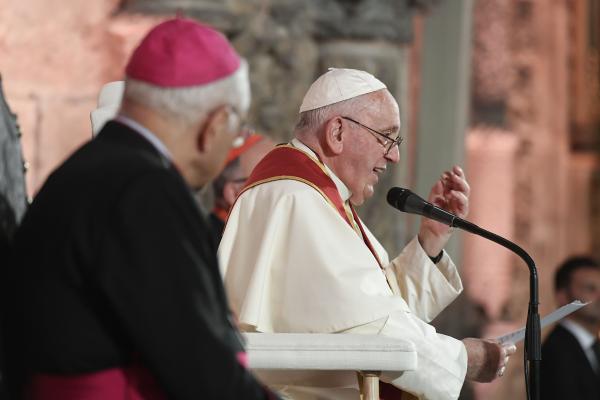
left=299, top=68, right=387, bottom=113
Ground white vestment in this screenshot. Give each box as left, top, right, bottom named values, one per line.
left=218, top=140, right=468, bottom=400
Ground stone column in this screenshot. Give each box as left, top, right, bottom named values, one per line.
left=413, top=0, right=475, bottom=261
left=463, top=130, right=518, bottom=321
left=468, top=1, right=572, bottom=399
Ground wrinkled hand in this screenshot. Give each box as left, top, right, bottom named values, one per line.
left=418, top=165, right=470, bottom=257
left=463, top=338, right=517, bottom=383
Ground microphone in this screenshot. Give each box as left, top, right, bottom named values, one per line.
left=386, top=187, right=459, bottom=227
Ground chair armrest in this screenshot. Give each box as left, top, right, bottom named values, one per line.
left=244, top=333, right=417, bottom=372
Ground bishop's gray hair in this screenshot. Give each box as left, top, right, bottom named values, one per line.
left=124, top=59, right=250, bottom=125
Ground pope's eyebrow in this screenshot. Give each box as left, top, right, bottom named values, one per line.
left=380, top=125, right=400, bottom=136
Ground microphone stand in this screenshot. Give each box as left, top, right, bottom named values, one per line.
left=388, top=188, right=540, bottom=399
left=451, top=217, right=540, bottom=400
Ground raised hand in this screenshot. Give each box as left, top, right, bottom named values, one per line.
left=418, top=165, right=470, bottom=258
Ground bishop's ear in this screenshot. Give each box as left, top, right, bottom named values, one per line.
left=196, top=106, right=229, bottom=152
left=323, top=116, right=344, bottom=155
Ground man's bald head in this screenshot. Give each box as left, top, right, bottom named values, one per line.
left=213, top=135, right=275, bottom=212
left=238, top=137, right=275, bottom=176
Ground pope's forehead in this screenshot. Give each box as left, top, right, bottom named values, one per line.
left=355, top=91, right=400, bottom=119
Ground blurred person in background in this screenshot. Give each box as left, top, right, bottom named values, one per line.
left=541, top=256, right=600, bottom=400
left=3, top=17, right=278, bottom=400
left=90, top=80, right=124, bottom=136
left=210, top=132, right=275, bottom=239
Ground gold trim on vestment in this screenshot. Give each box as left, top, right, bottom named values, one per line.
left=244, top=144, right=362, bottom=236
left=240, top=175, right=339, bottom=217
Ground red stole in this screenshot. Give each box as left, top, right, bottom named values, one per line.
left=240, top=145, right=404, bottom=400
left=241, top=145, right=384, bottom=269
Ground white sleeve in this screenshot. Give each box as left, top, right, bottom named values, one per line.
left=219, top=180, right=409, bottom=333
left=342, top=312, right=467, bottom=400
left=382, top=312, right=466, bottom=400
left=387, top=237, right=463, bottom=322
left=220, top=180, right=467, bottom=399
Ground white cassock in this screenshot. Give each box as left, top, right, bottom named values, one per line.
left=218, top=139, right=468, bottom=400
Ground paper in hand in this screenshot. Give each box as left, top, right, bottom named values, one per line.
left=494, top=300, right=589, bottom=345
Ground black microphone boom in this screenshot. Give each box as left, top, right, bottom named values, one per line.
left=386, top=187, right=541, bottom=400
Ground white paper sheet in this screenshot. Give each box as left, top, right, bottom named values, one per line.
left=494, top=300, right=589, bottom=345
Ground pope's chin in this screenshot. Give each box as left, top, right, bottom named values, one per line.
left=351, top=184, right=375, bottom=206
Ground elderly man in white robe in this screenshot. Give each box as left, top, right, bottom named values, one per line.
left=218, top=68, right=515, bottom=400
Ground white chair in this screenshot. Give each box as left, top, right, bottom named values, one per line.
left=245, top=333, right=417, bottom=400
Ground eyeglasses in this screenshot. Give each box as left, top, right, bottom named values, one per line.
left=229, top=107, right=255, bottom=148
left=228, top=107, right=248, bottom=133
left=341, top=116, right=403, bottom=155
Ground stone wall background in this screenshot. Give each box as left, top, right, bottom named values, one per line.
left=0, top=0, right=434, bottom=254
left=467, top=1, right=600, bottom=399
left=1, top=1, right=599, bottom=399
left=119, top=0, right=429, bottom=254
left=0, top=0, right=164, bottom=194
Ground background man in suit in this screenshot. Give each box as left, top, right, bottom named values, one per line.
left=3, top=17, right=277, bottom=400
left=541, top=256, right=600, bottom=400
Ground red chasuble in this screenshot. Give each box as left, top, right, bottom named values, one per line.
left=240, top=145, right=405, bottom=400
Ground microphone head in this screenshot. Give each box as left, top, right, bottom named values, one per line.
left=387, top=186, right=456, bottom=226
left=386, top=187, right=410, bottom=209
left=386, top=187, right=428, bottom=215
